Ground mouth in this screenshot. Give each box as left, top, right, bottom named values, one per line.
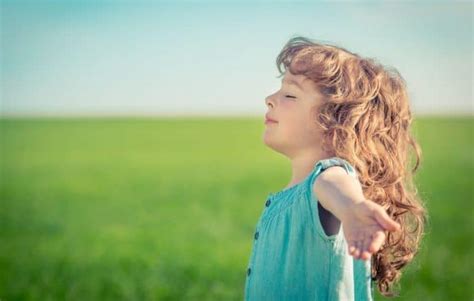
left=264, top=119, right=278, bottom=125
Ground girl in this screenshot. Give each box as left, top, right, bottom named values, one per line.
left=244, top=36, right=428, bottom=300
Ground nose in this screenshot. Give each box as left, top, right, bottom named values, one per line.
left=265, top=94, right=275, bottom=108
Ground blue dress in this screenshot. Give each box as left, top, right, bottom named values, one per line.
left=244, top=157, right=374, bottom=300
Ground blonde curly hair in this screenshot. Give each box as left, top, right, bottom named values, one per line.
left=275, top=36, right=429, bottom=297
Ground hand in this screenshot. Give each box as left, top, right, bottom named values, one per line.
left=341, top=200, right=401, bottom=261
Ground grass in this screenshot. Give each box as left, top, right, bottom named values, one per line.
left=0, top=116, right=472, bottom=300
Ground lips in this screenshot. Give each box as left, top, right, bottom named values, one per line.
left=265, top=114, right=278, bottom=123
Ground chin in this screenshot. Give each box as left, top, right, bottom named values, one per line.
left=262, top=133, right=271, bottom=147
left=262, top=133, right=275, bottom=148
left=262, top=133, right=283, bottom=153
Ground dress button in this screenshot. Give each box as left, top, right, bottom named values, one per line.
left=254, top=231, right=259, bottom=240
left=247, top=267, right=251, bottom=276
left=265, top=199, right=271, bottom=207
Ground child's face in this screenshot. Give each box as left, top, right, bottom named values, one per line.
left=263, top=71, right=326, bottom=157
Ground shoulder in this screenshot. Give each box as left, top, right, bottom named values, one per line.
left=312, top=165, right=350, bottom=191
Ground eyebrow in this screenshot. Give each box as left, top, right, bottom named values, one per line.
left=281, top=78, right=304, bottom=91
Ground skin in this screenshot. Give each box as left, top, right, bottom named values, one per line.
left=314, top=167, right=401, bottom=260
left=263, top=70, right=401, bottom=260
left=263, top=70, right=333, bottom=186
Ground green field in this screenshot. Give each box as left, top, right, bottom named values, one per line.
left=0, top=116, right=472, bottom=300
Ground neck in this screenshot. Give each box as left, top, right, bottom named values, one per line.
left=284, top=150, right=333, bottom=189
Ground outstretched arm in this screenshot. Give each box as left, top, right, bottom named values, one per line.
left=313, top=166, right=401, bottom=260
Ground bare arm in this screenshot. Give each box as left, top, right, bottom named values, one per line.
left=313, top=166, right=365, bottom=222
left=313, top=166, right=400, bottom=260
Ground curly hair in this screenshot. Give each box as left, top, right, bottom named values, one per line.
left=275, top=36, right=429, bottom=297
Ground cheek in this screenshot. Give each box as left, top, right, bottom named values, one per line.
left=282, top=112, right=310, bottom=134
left=284, top=109, right=318, bottom=136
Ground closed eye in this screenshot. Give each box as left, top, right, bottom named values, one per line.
left=285, top=95, right=296, bottom=99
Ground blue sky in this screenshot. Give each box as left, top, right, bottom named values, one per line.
left=1, top=0, right=472, bottom=116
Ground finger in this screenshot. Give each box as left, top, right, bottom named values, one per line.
left=360, top=250, right=371, bottom=260
left=351, top=241, right=359, bottom=257
left=361, top=236, right=372, bottom=260
left=348, top=242, right=356, bottom=255
left=353, top=240, right=362, bottom=258
left=358, top=239, right=369, bottom=260
left=362, top=235, right=370, bottom=253
left=375, top=209, right=401, bottom=232
left=368, top=231, right=386, bottom=253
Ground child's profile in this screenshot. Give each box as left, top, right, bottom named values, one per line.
left=244, top=36, right=428, bottom=300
